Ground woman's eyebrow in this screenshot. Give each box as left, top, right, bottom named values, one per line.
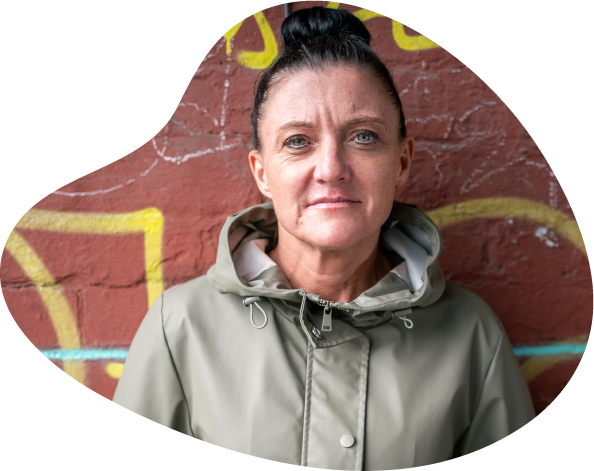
left=278, top=120, right=315, bottom=131
left=278, top=117, right=387, bottom=132
left=345, top=116, right=387, bottom=128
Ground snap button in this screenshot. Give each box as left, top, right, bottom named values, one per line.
left=340, top=435, right=355, bottom=448
left=311, top=326, right=323, bottom=339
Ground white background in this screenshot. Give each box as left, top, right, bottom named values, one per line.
left=1, top=0, right=592, bottom=469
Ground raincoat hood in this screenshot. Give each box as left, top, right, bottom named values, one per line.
left=207, top=201, right=446, bottom=328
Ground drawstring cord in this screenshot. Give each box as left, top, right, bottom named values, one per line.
left=392, top=308, right=414, bottom=329
left=398, top=316, right=414, bottom=329
left=243, top=296, right=268, bottom=329
left=298, top=290, right=317, bottom=348
left=245, top=292, right=412, bottom=337
left=243, top=292, right=318, bottom=342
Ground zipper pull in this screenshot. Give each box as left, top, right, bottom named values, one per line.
left=321, top=305, right=333, bottom=331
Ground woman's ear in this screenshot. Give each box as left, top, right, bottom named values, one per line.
left=394, top=137, right=414, bottom=195
left=249, top=150, right=273, bottom=200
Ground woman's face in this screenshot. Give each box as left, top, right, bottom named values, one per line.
left=249, top=65, right=414, bottom=252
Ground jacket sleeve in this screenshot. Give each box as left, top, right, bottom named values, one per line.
left=456, top=327, right=535, bottom=456
left=112, top=294, right=194, bottom=437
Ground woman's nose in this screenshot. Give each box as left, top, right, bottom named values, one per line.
left=313, top=139, right=351, bottom=183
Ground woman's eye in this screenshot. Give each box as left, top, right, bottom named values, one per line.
left=355, top=130, right=377, bottom=144
left=285, top=136, right=307, bottom=148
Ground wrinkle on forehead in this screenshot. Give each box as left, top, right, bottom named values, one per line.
left=259, top=63, right=398, bottom=126
left=256, top=65, right=401, bottom=155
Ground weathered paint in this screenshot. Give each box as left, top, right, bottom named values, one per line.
left=15, top=208, right=165, bottom=306
left=38, top=338, right=590, bottom=382
left=27, top=193, right=588, bottom=387
left=4, top=231, right=85, bottom=384
left=1, top=2, right=591, bottom=415
left=427, top=197, right=585, bottom=255
left=105, top=362, right=125, bottom=379
left=236, top=11, right=278, bottom=70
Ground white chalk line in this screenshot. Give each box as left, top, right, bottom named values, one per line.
left=151, top=136, right=241, bottom=165
left=460, top=155, right=553, bottom=195
left=53, top=159, right=159, bottom=197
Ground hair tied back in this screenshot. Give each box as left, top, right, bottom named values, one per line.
left=251, top=6, right=406, bottom=150
left=281, top=7, right=371, bottom=52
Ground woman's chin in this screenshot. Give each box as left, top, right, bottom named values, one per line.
left=296, top=218, right=374, bottom=251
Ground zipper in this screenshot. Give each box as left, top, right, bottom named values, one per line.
left=318, top=298, right=336, bottom=332
left=298, top=290, right=317, bottom=348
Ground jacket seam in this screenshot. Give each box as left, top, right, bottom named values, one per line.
left=160, top=293, right=197, bottom=439
left=354, top=338, right=369, bottom=471
left=470, top=330, right=504, bottom=421
left=454, top=330, right=504, bottom=454
left=315, top=332, right=364, bottom=348
left=301, top=342, right=314, bottom=467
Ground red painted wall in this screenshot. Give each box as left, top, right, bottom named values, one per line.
left=1, top=1, right=591, bottom=416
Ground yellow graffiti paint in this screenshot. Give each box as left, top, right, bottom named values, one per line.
left=353, top=9, right=384, bottom=22
left=228, top=4, right=438, bottom=71
left=328, top=4, right=384, bottom=22
left=63, top=360, right=86, bottom=384
left=4, top=231, right=85, bottom=384
left=521, top=334, right=588, bottom=383
left=7, top=207, right=164, bottom=385
left=224, top=19, right=245, bottom=56
left=392, top=21, right=439, bottom=51
left=5, top=197, right=587, bottom=389
left=237, top=12, right=278, bottom=70
left=105, top=362, right=125, bottom=379
left=426, top=197, right=586, bottom=256
left=521, top=355, right=567, bottom=383
left=428, top=197, right=587, bottom=383
left=331, top=4, right=437, bottom=51
left=16, top=207, right=165, bottom=306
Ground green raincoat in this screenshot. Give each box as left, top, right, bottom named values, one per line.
left=113, top=202, right=535, bottom=470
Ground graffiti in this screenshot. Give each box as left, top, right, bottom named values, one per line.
left=5, top=231, right=85, bottom=383
left=427, top=197, right=585, bottom=255
left=391, top=20, right=439, bottom=51
left=223, top=3, right=439, bottom=71
left=3, top=197, right=586, bottom=384
left=105, top=362, right=125, bottom=379
left=516, top=336, right=587, bottom=383
left=15, top=208, right=165, bottom=306
left=52, top=158, right=160, bottom=198
left=5, top=208, right=165, bottom=385
left=427, top=197, right=588, bottom=384
left=37, top=338, right=590, bottom=382
left=330, top=3, right=440, bottom=51
left=224, top=11, right=278, bottom=70
left=1, top=3, right=589, bottom=413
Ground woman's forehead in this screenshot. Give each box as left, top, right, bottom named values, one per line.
left=261, top=65, right=398, bottom=127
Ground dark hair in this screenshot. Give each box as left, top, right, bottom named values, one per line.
left=250, top=7, right=407, bottom=150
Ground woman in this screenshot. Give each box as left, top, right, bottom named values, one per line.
left=114, top=7, right=534, bottom=470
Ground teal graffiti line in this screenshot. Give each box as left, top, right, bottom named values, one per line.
left=513, top=343, right=587, bottom=357
left=40, top=342, right=587, bottom=362
left=40, top=348, right=128, bottom=361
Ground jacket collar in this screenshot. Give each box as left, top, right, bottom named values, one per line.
left=207, top=202, right=446, bottom=329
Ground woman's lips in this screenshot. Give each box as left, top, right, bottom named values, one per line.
left=308, top=196, right=361, bottom=208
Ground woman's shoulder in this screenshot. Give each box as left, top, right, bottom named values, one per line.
left=411, top=281, right=506, bottom=354
left=439, top=281, right=500, bottom=317
left=154, top=272, right=245, bottom=329
left=162, top=273, right=214, bottom=299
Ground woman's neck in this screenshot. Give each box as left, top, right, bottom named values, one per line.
left=268, top=228, right=391, bottom=303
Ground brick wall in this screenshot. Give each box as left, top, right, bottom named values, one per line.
left=1, top=1, right=591, bottom=417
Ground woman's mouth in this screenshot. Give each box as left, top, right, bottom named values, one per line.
left=308, top=196, right=361, bottom=208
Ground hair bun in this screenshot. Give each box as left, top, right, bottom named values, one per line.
left=281, top=7, right=371, bottom=52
